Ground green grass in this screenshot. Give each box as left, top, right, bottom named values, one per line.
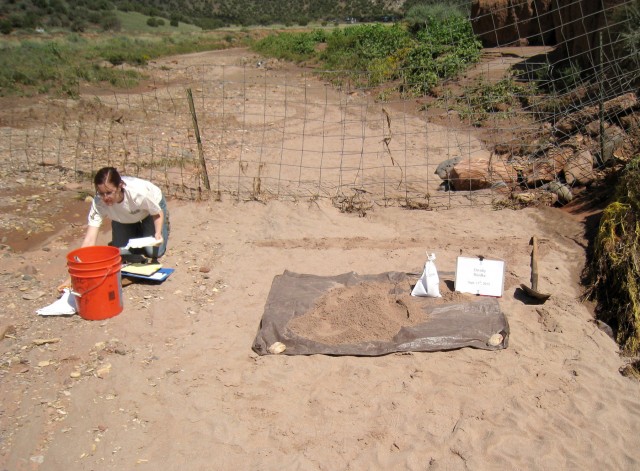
left=0, top=31, right=249, bottom=97
left=115, top=11, right=202, bottom=33
left=250, top=17, right=482, bottom=94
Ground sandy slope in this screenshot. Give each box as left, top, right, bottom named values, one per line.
left=1, top=196, right=640, bottom=470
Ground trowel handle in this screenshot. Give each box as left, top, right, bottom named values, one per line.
left=531, top=235, right=540, bottom=291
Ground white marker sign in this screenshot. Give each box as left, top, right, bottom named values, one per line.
left=455, top=256, right=505, bottom=297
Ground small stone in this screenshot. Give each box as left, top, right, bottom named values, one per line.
left=96, top=363, right=112, bottom=378
left=70, top=371, right=81, bottom=378
left=199, top=266, right=210, bottom=273
left=487, top=333, right=504, bottom=347
left=268, top=342, right=286, bottom=354
left=22, top=291, right=46, bottom=301
left=33, top=338, right=61, bottom=346
left=1, top=325, right=17, bottom=340
left=22, top=265, right=38, bottom=275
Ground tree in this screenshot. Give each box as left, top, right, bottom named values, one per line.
left=99, top=11, right=120, bottom=31
left=0, top=19, right=13, bottom=35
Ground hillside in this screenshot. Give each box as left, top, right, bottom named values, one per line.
left=0, top=0, right=415, bottom=34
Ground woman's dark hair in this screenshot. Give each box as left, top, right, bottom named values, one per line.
left=94, top=167, right=122, bottom=188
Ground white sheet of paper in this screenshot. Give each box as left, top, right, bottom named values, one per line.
left=126, top=236, right=159, bottom=248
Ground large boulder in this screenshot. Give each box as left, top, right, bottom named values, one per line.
left=471, top=0, right=607, bottom=68
left=547, top=0, right=605, bottom=67
left=470, top=0, right=554, bottom=47
left=448, top=155, right=518, bottom=190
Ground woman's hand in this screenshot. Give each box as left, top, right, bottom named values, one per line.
left=153, top=234, right=163, bottom=246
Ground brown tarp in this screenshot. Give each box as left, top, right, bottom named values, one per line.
left=252, top=270, right=510, bottom=356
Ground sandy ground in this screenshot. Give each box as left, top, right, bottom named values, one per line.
left=2, top=195, right=640, bottom=470
left=1, top=48, right=640, bottom=471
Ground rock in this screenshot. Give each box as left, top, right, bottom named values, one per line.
left=96, top=363, right=112, bottom=378
left=268, top=342, right=287, bottom=354
left=556, top=95, right=637, bottom=136
left=448, top=156, right=517, bottom=191
left=542, top=181, right=573, bottom=205
left=487, top=333, right=504, bottom=347
left=563, top=150, right=594, bottom=186
left=548, top=0, right=605, bottom=68
left=22, top=265, right=38, bottom=275
left=471, top=0, right=554, bottom=47
left=520, top=146, right=573, bottom=187
left=598, top=126, right=626, bottom=165
left=594, top=320, right=614, bottom=340
left=0, top=324, right=17, bottom=340
left=434, top=156, right=462, bottom=180
left=22, top=291, right=46, bottom=301
left=33, top=338, right=61, bottom=346
left=471, top=0, right=602, bottom=69
left=584, top=120, right=610, bottom=137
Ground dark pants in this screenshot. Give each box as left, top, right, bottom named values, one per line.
left=110, top=197, right=170, bottom=259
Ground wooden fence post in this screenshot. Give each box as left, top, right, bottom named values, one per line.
left=186, top=88, right=210, bottom=191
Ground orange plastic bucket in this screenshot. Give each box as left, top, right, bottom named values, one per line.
left=67, top=246, right=123, bottom=321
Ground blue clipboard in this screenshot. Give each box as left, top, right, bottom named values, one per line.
left=122, top=267, right=174, bottom=282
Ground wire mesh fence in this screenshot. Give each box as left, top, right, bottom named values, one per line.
left=1, top=0, right=638, bottom=211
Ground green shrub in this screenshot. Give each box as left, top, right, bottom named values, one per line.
left=322, top=24, right=411, bottom=71
left=402, top=15, right=481, bottom=94
left=0, top=19, right=13, bottom=35
left=99, top=11, right=120, bottom=31
left=252, top=31, right=320, bottom=62
left=454, top=76, right=536, bottom=124
left=405, top=1, right=466, bottom=29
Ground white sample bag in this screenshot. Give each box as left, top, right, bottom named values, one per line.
left=36, top=289, right=77, bottom=316
left=411, top=252, right=442, bottom=298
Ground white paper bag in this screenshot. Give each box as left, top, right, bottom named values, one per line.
left=411, top=252, right=442, bottom=297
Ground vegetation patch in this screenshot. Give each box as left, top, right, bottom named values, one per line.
left=0, top=31, right=248, bottom=97
left=251, top=14, right=481, bottom=96
left=585, top=155, right=640, bottom=355
left=114, top=11, right=201, bottom=33
left=451, top=75, right=538, bottom=126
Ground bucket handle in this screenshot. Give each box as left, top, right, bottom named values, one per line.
left=71, top=264, right=119, bottom=298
